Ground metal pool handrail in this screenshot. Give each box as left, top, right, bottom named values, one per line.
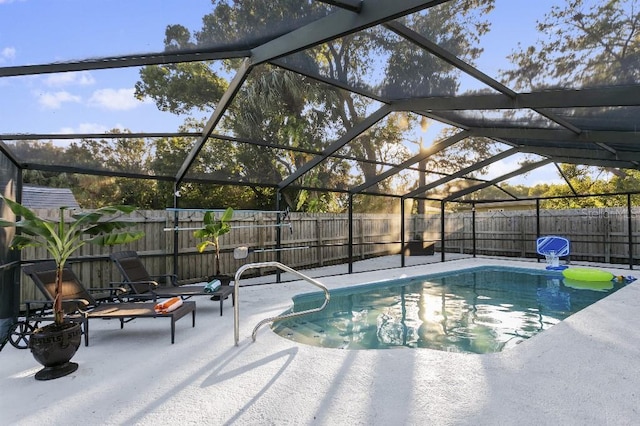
left=233, top=261, right=331, bottom=346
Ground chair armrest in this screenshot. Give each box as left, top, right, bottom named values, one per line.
left=149, top=273, right=179, bottom=286
left=25, top=298, right=90, bottom=316
left=86, top=286, right=129, bottom=303
left=111, top=280, right=159, bottom=291
left=45, top=298, right=92, bottom=316
left=110, top=281, right=159, bottom=301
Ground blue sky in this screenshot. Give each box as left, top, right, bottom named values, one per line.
left=0, top=0, right=213, bottom=134
left=0, top=0, right=568, bottom=186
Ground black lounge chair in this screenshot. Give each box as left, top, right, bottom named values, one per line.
left=23, top=262, right=196, bottom=345
left=109, top=250, right=234, bottom=316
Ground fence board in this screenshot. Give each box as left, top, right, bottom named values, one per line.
left=15, top=206, right=640, bottom=306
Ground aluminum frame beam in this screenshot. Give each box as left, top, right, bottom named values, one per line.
left=350, top=130, right=469, bottom=193
left=270, top=58, right=388, bottom=104
left=468, top=128, right=640, bottom=145
left=1, top=132, right=200, bottom=140
left=404, top=147, right=520, bottom=199
left=518, top=146, right=640, bottom=162
left=385, top=21, right=517, bottom=97
left=0, top=138, right=21, bottom=167
left=278, top=105, right=393, bottom=189
left=393, top=85, right=640, bottom=111
left=385, top=21, right=585, bottom=135
left=251, top=0, right=452, bottom=65
left=0, top=50, right=250, bottom=78
left=444, top=159, right=553, bottom=202
left=547, top=157, right=637, bottom=169
left=176, top=59, right=252, bottom=184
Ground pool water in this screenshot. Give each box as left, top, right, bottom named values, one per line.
left=271, top=266, right=627, bottom=353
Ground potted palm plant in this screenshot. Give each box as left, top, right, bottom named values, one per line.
left=0, top=196, right=144, bottom=380
left=193, top=207, right=233, bottom=284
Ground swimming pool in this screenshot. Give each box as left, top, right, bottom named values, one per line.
left=271, top=266, right=627, bottom=353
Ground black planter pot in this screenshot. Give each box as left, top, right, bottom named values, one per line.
left=29, top=321, right=82, bottom=381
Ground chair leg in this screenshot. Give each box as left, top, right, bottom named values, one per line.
left=83, top=318, right=89, bottom=347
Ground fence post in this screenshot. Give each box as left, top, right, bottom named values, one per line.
left=520, top=214, right=526, bottom=258
left=536, top=199, right=540, bottom=263
left=348, top=195, right=353, bottom=273
left=258, top=213, right=265, bottom=264
left=401, top=199, right=406, bottom=267
left=628, top=194, right=634, bottom=270
left=359, top=217, right=365, bottom=260
left=461, top=213, right=467, bottom=254
left=604, top=211, right=610, bottom=263
left=316, top=217, right=324, bottom=267
left=440, top=201, right=445, bottom=262
left=472, top=204, right=476, bottom=258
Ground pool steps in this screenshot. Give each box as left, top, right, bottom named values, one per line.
left=233, top=262, right=331, bottom=346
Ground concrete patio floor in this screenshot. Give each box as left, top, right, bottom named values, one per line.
left=1, top=256, right=639, bottom=425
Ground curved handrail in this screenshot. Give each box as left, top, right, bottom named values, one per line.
left=233, top=261, right=330, bottom=346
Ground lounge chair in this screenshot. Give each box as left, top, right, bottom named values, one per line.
left=109, top=250, right=234, bottom=316
left=23, top=262, right=196, bottom=345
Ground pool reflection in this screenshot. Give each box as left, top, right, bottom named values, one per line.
left=272, top=267, right=626, bottom=353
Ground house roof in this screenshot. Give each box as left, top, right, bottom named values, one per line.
left=21, top=186, right=80, bottom=210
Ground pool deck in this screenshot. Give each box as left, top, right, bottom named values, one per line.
left=2, top=256, right=640, bottom=425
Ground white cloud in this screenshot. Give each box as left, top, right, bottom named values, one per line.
left=58, top=123, right=117, bottom=134
left=0, top=46, right=16, bottom=63
left=37, top=91, right=81, bottom=109
left=88, top=88, right=141, bottom=111
left=45, top=71, right=95, bottom=87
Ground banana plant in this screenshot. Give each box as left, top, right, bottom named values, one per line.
left=0, top=196, right=144, bottom=325
left=193, top=207, right=233, bottom=276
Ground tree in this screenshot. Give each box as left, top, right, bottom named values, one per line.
left=0, top=198, right=143, bottom=325
left=193, top=207, right=233, bottom=277
left=532, top=165, right=626, bottom=208
left=150, top=119, right=264, bottom=209
left=66, top=131, right=160, bottom=208
left=500, top=0, right=640, bottom=193
left=135, top=0, right=498, bottom=212
left=12, top=140, right=77, bottom=189
left=501, top=0, right=639, bottom=90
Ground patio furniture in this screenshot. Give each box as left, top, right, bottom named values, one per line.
left=110, top=250, right=234, bottom=316
left=22, top=262, right=196, bottom=345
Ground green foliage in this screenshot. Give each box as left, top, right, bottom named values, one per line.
left=135, top=60, right=228, bottom=114
left=461, top=163, right=640, bottom=208
left=15, top=133, right=164, bottom=209
left=133, top=0, right=497, bottom=212
left=385, top=1, right=494, bottom=96
left=0, top=197, right=144, bottom=324
left=193, top=207, right=233, bottom=275
left=501, top=0, right=639, bottom=89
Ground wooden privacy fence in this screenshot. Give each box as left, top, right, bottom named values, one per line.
left=16, top=206, right=640, bottom=305
left=414, top=207, right=640, bottom=264
left=17, top=210, right=403, bottom=304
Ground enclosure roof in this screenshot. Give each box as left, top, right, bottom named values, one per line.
left=1, top=0, right=639, bottom=203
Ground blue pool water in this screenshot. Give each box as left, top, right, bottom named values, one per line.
left=271, top=266, right=627, bottom=353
